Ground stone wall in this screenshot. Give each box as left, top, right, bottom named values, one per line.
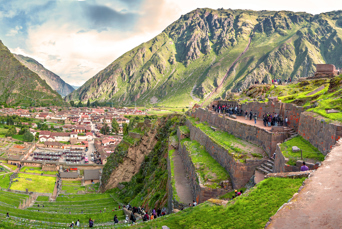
left=192, top=108, right=287, bottom=156
left=273, top=144, right=286, bottom=173
left=186, top=119, right=265, bottom=189
left=298, top=112, right=342, bottom=155
left=178, top=143, right=229, bottom=203
left=241, top=101, right=304, bottom=131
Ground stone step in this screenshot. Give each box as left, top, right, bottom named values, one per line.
left=260, top=164, right=273, bottom=173
left=267, top=159, right=274, bottom=165
left=256, top=167, right=269, bottom=175
left=264, top=162, right=274, bottom=169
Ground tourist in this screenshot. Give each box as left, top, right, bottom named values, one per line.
left=193, top=200, right=197, bottom=206
left=245, top=111, right=248, bottom=120
left=268, top=115, right=272, bottom=127
left=285, top=116, right=288, bottom=127
left=88, top=218, right=94, bottom=228
left=70, top=221, right=74, bottom=227
left=253, top=113, right=257, bottom=124
left=130, top=212, right=136, bottom=225
left=301, top=162, right=309, bottom=171
left=114, top=215, right=118, bottom=224
left=6, top=212, right=9, bottom=218
left=125, top=215, right=129, bottom=223
left=273, top=152, right=276, bottom=160
left=234, top=190, right=238, bottom=197
left=76, top=219, right=80, bottom=227
left=249, top=111, right=253, bottom=120
left=157, top=208, right=161, bottom=217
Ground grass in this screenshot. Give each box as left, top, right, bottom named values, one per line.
left=0, top=165, right=9, bottom=174
left=20, top=167, right=57, bottom=175
left=10, top=173, right=56, bottom=193
left=187, top=117, right=265, bottom=161
left=132, top=177, right=306, bottom=229
left=0, top=190, right=29, bottom=207
left=3, top=163, right=17, bottom=171
left=12, top=135, right=24, bottom=141
left=181, top=138, right=230, bottom=189
left=179, top=125, right=190, bottom=135
left=36, top=196, right=49, bottom=201
left=219, top=188, right=247, bottom=199
left=0, top=128, right=8, bottom=138
left=62, top=180, right=82, bottom=185
left=56, top=193, right=112, bottom=202
left=280, top=136, right=325, bottom=165
left=168, top=149, right=180, bottom=202
left=0, top=173, right=12, bottom=189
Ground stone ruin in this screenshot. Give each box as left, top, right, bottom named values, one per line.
left=308, top=64, right=340, bottom=79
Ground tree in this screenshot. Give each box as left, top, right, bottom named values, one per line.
left=69, top=101, right=75, bottom=107
left=123, top=123, right=128, bottom=135
left=100, top=123, right=110, bottom=135
left=77, top=101, right=83, bottom=107
left=23, top=130, right=34, bottom=142
left=111, top=118, right=119, bottom=134
left=87, top=99, right=90, bottom=107
left=6, top=126, right=16, bottom=137
left=35, top=132, right=39, bottom=141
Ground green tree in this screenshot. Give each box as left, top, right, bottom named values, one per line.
left=77, top=101, right=83, bottom=107
left=100, top=123, right=110, bottom=135
left=23, top=130, right=34, bottom=142
left=87, top=99, right=90, bottom=107
left=6, top=126, right=16, bottom=137
left=19, top=127, right=28, bottom=135
left=69, top=101, right=75, bottom=107
left=123, top=123, right=128, bottom=135
left=35, top=132, right=39, bottom=141
left=111, top=118, right=120, bottom=134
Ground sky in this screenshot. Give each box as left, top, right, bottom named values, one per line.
left=0, top=0, right=341, bottom=86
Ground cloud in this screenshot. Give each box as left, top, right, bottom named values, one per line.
left=6, top=25, right=22, bottom=36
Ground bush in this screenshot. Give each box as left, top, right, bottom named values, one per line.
left=124, top=197, right=131, bottom=204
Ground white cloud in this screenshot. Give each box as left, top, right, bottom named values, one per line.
left=6, top=26, right=22, bottom=36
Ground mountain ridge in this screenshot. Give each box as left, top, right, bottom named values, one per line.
left=13, top=54, right=74, bottom=97
left=65, top=8, right=342, bottom=107
left=0, top=40, right=66, bottom=107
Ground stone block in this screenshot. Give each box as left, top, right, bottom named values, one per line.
left=292, top=146, right=300, bottom=152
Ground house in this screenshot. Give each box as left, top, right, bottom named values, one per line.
left=44, top=141, right=64, bottom=149
left=36, top=113, right=50, bottom=119
left=39, top=131, right=51, bottom=137
left=83, top=169, right=101, bottom=185
left=86, top=132, right=93, bottom=141
left=51, top=132, right=70, bottom=142
left=60, top=172, right=79, bottom=180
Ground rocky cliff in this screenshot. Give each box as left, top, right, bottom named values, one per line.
left=0, top=40, right=66, bottom=107
left=66, top=9, right=342, bottom=107
left=13, top=54, right=74, bottom=97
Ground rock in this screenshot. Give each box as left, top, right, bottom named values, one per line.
left=292, top=146, right=300, bottom=152
left=231, top=115, right=237, bottom=119
left=162, top=226, right=171, bottom=229
left=172, top=209, right=180, bottom=213
left=326, top=109, right=340, bottom=114
left=117, top=184, right=125, bottom=190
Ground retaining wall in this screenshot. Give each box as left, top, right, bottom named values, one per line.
left=241, top=101, right=304, bottom=131
left=192, top=108, right=287, bottom=156
left=298, top=112, right=342, bottom=155
left=178, top=143, right=228, bottom=204
left=186, top=119, right=264, bottom=189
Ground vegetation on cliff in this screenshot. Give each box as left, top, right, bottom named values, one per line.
left=67, top=9, right=342, bottom=107
left=132, top=177, right=305, bottom=229
left=103, top=115, right=185, bottom=211
left=0, top=40, right=66, bottom=107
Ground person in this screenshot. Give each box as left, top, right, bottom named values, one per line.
left=245, top=111, right=248, bottom=120
left=76, top=219, right=80, bottom=227
left=125, top=215, right=129, bottom=223
left=130, top=212, right=136, bottom=225
left=157, top=208, right=161, bottom=217
left=249, top=111, right=253, bottom=120
left=150, top=214, right=154, bottom=220
left=272, top=152, right=276, bottom=160
left=237, top=190, right=242, bottom=196
left=152, top=208, right=156, bottom=218
left=301, top=162, right=309, bottom=171
left=268, top=115, right=272, bottom=127
left=234, top=190, right=238, bottom=197
left=6, top=212, right=9, bottom=218
left=285, top=116, right=288, bottom=127
left=89, top=218, right=94, bottom=228
left=70, top=221, right=74, bottom=228
left=253, top=113, right=257, bottom=124
left=114, top=215, right=118, bottom=224
left=193, top=200, right=197, bottom=206
left=118, top=205, right=121, bottom=209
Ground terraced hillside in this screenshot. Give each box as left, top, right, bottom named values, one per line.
left=66, top=9, right=342, bottom=107
left=0, top=191, right=125, bottom=228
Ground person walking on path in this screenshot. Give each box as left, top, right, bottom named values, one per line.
left=88, top=218, right=94, bottom=228
left=130, top=212, right=136, bottom=225
left=301, top=162, right=309, bottom=171
left=76, top=220, right=80, bottom=227
left=249, top=111, right=253, bottom=120
left=285, top=116, right=288, bottom=127
left=245, top=111, right=248, bottom=120
left=114, top=215, right=118, bottom=225
left=253, top=113, right=257, bottom=124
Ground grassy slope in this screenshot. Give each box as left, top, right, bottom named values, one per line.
left=21, top=167, right=57, bottom=175
left=132, top=177, right=305, bottom=229
left=280, top=136, right=325, bottom=165
left=10, top=173, right=56, bottom=193
left=181, top=138, right=230, bottom=189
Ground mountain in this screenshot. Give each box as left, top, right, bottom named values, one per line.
left=71, top=85, right=80, bottom=90
left=0, top=40, right=66, bottom=107
left=13, top=54, right=74, bottom=97
left=66, top=9, right=342, bottom=107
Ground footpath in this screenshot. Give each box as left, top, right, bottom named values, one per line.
left=267, top=139, right=342, bottom=228
left=172, top=150, right=193, bottom=205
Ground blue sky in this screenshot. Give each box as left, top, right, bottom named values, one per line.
left=0, top=0, right=340, bottom=86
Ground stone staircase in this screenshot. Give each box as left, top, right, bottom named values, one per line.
left=255, top=158, right=275, bottom=175
left=283, top=127, right=298, bottom=138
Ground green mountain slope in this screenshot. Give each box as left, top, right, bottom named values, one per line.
left=0, top=40, right=66, bottom=107
left=66, top=9, right=342, bottom=107
left=13, top=54, right=75, bottom=97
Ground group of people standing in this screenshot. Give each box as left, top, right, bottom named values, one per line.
left=212, top=104, right=244, bottom=116
left=245, top=111, right=288, bottom=127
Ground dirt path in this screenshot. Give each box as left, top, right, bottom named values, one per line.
left=266, top=139, right=342, bottom=229
left=201, top=37, right=252, bottom=106
left=172, top=150, right=193, bottom=205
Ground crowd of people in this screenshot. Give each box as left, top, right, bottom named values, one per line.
left=212, top=104, right=244, bottom=116
left=122, top=204, right=167, bottom=225
left=253, top=78, right=292, bottom=85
